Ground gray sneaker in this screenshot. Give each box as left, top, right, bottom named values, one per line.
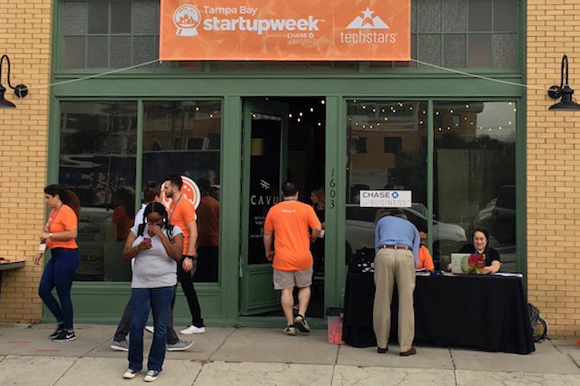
left=110, top=339, right=129, bottom=351
left=166, top=339, right=193, bottom=351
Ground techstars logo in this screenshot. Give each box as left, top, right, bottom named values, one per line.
left=341, top=7, right=397, bottom=44
left=346, top=7, right=389, bottom=29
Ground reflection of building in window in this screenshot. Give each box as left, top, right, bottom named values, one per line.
left=349, top=136, right=367, bottom=154
left=187, top=137, right=209, bottom=150
left=384, top=137, right=402, bottom=154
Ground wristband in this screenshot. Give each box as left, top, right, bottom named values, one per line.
left=49, top=233, right=53, bottom=239
left=184, top=255, right=196, bottom=260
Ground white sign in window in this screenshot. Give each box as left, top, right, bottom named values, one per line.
left=359, top=190, right=412, bottom=208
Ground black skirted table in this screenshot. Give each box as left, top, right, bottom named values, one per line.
left=343, top=272, right=535, bottom=354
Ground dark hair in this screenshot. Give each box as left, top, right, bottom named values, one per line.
left=197, top=178, right=211, bottom=195
left=137, top=202, right=174, bottom=239
left=44, top=185, right=81, bottom=219
left=143, top=181, right=160, bottom=203
left=282, top=181, right=298, bottom=197
left=165, top=174, right=183, bottom=190
left=311, top=186, right=325, bottom=205
left=472, top=227, right=490, bottom=250
left=115, top=187, right=135, bottom=218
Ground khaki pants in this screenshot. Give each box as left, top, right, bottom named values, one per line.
left=373, top=248, right=416, bottom=351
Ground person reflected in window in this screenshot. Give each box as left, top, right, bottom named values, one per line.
left=194, top=178, right=220, bottom=282
left=310, top=186, right=325, bottom=275
left=112, top=187, right=136, bottom=242
left=459, top=227, right=501, bottom=274
left=417, top=231, right=435, bottom=271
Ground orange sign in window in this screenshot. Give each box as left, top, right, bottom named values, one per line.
left=160, top=0, right=411, bottom=61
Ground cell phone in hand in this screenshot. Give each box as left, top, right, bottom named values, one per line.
left=143, top=237, right=152, bottom=246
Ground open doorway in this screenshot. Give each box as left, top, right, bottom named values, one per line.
left=239, top=97, right=326, bottom=319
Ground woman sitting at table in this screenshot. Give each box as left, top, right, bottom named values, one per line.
left=458, top=227, right=501, bottom=274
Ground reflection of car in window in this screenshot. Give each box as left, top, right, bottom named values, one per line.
left=473, top=185, right=515, bottom=245
left=345, top=204, right=467, bottom=266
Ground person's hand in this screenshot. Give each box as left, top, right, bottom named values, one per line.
left=265, top=250, right=274, bottom=261
left=148, top=224, right=163, bottom=237
left=182, top=257, right=194, bottom=272
left=33, top=252, right=43, bottom=265
left=40, top=233, right=50, bottom=242
left=137, top=240, right=152, bottom=251
left=482, top=266, right=493, bottom=274
left=447, top=263, right=452, bottom=271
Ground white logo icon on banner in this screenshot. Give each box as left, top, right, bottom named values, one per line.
left=173, top=4, right=202, bottom=37
left=347, top=7, right=389, bottom=29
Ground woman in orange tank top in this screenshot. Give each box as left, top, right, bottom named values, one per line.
left=34, top=185, right=81, bottom=342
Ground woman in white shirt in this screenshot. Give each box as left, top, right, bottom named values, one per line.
left=121, top=202, right=183, bottom=382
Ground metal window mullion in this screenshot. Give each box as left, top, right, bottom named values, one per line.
left=490, top=0, right=495, bottom=68
left=108, top=0, right=112, bottom=67
left=439, top=0, right=444, bottom=67
left=84, top=0, right=89, bottom=68
left=427, top=99, right=434, bottom=254
left=466, top=0, right=470, bottom=67
left=135, top=99, right=144, bottom=213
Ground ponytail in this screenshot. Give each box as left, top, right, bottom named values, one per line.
left=44, top=184, right=81, bottom=219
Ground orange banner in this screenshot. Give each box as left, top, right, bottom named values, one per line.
left=160, top=0, right=410, bottom=61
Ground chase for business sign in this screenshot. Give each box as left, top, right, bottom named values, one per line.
left=360, top=190, right=412, bottom=208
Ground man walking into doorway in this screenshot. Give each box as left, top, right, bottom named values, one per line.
left=164, top=175, right=205, bottom=334
left=373, top=208, right=420, bottom=356
left=263, top=182, right=322, bottom=335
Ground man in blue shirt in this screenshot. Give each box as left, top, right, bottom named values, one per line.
left=373, top=208, right=420, bottom=357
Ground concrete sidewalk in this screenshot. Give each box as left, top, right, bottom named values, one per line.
left=0, top=323, right=579, bottom=386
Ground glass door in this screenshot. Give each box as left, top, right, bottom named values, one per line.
left=240, top=98, right=289, bottom=315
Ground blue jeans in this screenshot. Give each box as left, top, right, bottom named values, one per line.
left=129, top=286, right=176, bottom=372
left=38, top=248, right=80, bottom=330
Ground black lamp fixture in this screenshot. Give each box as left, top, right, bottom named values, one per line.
left=0, top=54, right=29, bottom=108
left=548, top=54, right=580, bottom=111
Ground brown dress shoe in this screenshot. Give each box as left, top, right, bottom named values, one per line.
left=377, top=347, right=388, bottom=354
left=399, top=347, right=417, bottom=357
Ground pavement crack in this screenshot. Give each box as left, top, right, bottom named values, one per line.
left=330, top=345, right=341, bottom=386
left=449, top=348, right=458, bottom=386
left=50, top=357, right=80, bottom=386
left=207, top=327, right=238, bottom=362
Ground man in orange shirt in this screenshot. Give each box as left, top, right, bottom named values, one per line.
left=194, top=179, right=219, bottom=282
left=417, top=231, right=435, bottom=271
left=164, top=175, right=205, bottom=335
left=264, top=182, right=322, bottom=335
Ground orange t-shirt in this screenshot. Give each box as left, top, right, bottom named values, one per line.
left=169, top=196, right=196, bottom=255
left=47, top=205, right=78, bottom=249
left=417, top=245, right=435, bottom=271
left=264, top=201, right=322, bottom=271
left=197, top=196, right=219, bottom=247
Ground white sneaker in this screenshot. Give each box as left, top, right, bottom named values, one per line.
left=123, top=369, right=139, bottom=379
left=180, top=325, right=205, bottom=335
left=143, top=370, right=159, bottom=382
left=145, top=326, right=154, bottom=334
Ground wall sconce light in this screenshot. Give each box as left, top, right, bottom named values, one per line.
left=0, top=54, right=29, bottom=108
left=548, top=54, right=580, bottom=111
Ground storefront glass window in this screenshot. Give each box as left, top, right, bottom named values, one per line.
left=59, top=101, right=137, bottom=281
left=143, top=101, right=222, bottom=283
left=433, top=101, right=517, bottom=272
left=345, top=101, right=428, bottom=265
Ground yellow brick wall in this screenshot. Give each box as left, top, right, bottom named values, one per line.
left=0, top=0, right=52, bottom=322
left=527, top=0, right=580, bottom=337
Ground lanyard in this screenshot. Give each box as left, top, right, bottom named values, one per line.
left=168, top=195, right=183, bottom=220
left=45, top=205, right=63, bottom=232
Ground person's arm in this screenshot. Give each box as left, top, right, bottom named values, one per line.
left=264, top=230, right=274, bottom=261
left=185, top=220, right=198, bottom=256
left=483, top=249, right=501, bottom=274
left=150, top=224, right=182, bottom=262
left=310, top=227, right=321, bottom=243
left=123, top=232, right=150, bottom=260
left=412, top=228, right=420, bottom=265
